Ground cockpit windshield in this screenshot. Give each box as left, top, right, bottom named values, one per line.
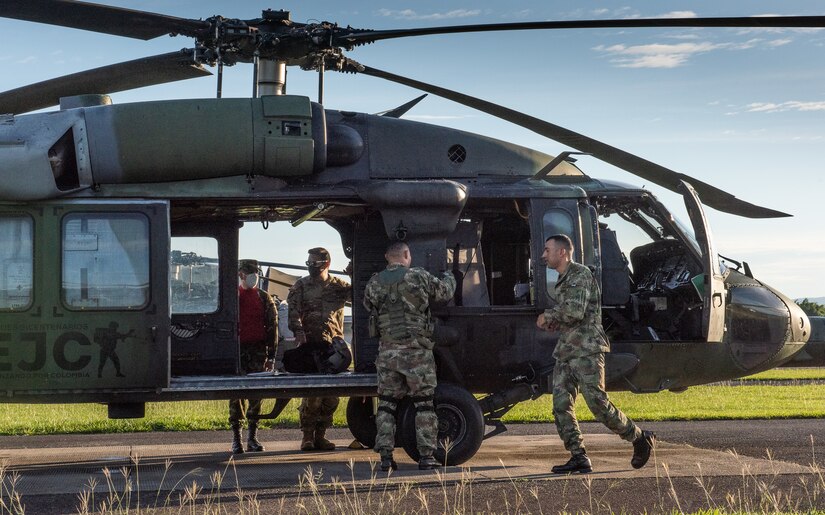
left=594, top=194, right=702, bottom=270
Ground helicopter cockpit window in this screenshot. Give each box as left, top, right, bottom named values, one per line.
left=542, top=209, right=575, bottom=298
left=171, top=237, right=219, bottom=314
left=595, top=197, right=705, bottom=342
left=61, top=213, right=150, bottom=310
left=0, top=216, right=33, bottom=311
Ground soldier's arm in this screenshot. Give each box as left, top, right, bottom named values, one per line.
left=286, top=282, right=304, bottom=334
left=264, top=293, right=278, bottom=356
left=336, top=278, right=353, bottom=303
left=362, top=279, right=376, bottom=312
left=426, top=270, right=457, bottom=303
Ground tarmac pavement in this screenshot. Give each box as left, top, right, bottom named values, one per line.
left=0, top=419, right=822, bottom=513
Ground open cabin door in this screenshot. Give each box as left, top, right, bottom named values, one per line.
left=678, top=181, right=726, bottom=342
left=0, top=200, right=170, bottom=401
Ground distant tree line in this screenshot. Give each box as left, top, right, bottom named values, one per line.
left=797, top=299, right=825, bottom=317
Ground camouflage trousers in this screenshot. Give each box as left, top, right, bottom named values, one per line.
left=229, top=340, right=268, bottom=423
left=552, top=353, right=641, bottom=454
left=299, top=397, right=339, bottom=431
left=374, top=348, right=438, bottom=458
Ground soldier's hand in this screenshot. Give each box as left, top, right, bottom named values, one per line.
left=294, top=331, right=307, bottom=345
left=536, top=314, right=547, bottom=330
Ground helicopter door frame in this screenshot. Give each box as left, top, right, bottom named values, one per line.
left=529, top=197, right=585, bottom=311
left=678, top=181, right=726, bottom=343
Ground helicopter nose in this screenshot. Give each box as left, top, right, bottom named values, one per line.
left=726, top=281, right=810, bottom=373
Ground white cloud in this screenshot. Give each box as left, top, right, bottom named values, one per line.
left=16, top=56, right=35, bottom=64
left=375, top=8, right=481, bottom=21
left=594, top=41, right=721, bottom=68
left=501, top=9, right=532, bottom=19
left=658, top=11, right=697, bottom=19
left=746, top=101, right=825, bottom=113
left=594, top=34, right=800, bottom=68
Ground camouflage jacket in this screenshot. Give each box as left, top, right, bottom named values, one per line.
left=287, top=275, right=351, bottom=344
left=544, top=261, right=610, bottom=361
left=363, top=264, right=456, bottom=351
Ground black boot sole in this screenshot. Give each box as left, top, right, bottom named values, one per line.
left=551, top=467, right=592, bottom=474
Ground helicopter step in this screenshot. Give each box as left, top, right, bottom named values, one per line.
left=163, top=371, right=378, bottom=401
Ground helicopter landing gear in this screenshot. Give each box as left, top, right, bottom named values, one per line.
left=399, top=383, right=484, bottom=466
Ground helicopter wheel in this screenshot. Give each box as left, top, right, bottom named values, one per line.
left=345, top=396, right=405, bottom=449
left=399, top=383, right=484, bottom=466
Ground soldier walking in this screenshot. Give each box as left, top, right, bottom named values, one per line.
left=231, top=259, right=278, bottom=454
left=363, top=242, right=456, bottom=471
left=287, top=247, right=351, bottom=451
left=537, top=234, right=655, bottom=474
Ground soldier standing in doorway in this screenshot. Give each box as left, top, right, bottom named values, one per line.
left=287, top=247, right=351, bottom=452
left=231, top=259, right=278, bottom=454
left=363, top=241, right=456, bottom=471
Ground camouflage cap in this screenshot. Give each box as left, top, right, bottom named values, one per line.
left=238, top=259, right=260, bottom=273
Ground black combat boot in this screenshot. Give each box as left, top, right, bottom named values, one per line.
left=230, top=422, right=244, bottom=455
left=380, top=453, right=398, bottom=472
left=631, top=430, right=656, bottom=469
left=551, top=452, right=592, bottom=474
left=246, top=421, right=265, bottom=452
left=418, top=455, right=439, bottom=470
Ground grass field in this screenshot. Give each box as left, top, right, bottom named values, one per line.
left=741, top=367, right=825, bottom=381
left=0, top=382, right=823, bottom=435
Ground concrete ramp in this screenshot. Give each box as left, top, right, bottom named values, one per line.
left=0, top=433, right=813, bottom=497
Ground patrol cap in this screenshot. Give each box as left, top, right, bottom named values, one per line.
left=238, top=259, right=260, bottom=273
left=307, top=247, right=330, bottom=261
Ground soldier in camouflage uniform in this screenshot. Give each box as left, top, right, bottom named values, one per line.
left=363, top=242, right=456, bottom=471
left=287, top=247, right=351, bottom=451
left=231, top=259, right=278, bottom=454
left=537, top=234, right=655, bottom=474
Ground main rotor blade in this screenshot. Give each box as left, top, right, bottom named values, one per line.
left=337, top=15, right=825, bottom=45
left=348, top=61, right=790, bottom=219
left=0, top=50, right=212, bottom=115
left=0, top=0, right=209, bottom=40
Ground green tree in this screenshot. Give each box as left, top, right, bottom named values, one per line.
left=797, top=298, right=825, bottom=317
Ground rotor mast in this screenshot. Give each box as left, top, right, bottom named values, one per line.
left=256, top=59, right=286, bottom=97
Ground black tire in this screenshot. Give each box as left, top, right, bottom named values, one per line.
left=400, top=383, right=484, bottom=466
left=345, top=396, right=406, bottom=448
left=346, top=396, right=377, bottom=448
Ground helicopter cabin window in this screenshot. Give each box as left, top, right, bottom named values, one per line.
left=450, top=202, right=532, bottom=306
left=542, top=209, right=575, bottom=298
left=61, top=213, right=150, bottom=310
left=0, top=216, right=33, bottom=311
left=171, top=237, right=219, bottom=314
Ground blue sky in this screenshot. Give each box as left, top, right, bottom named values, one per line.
left=1, top=1, right=823, bottom=299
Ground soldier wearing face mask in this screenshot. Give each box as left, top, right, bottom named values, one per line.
left=287, top=247, right=352, bottom=451
left=230, top=259, right=278, bottom=455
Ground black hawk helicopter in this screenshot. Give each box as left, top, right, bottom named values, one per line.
left=0, top=1, right=821, bottom=465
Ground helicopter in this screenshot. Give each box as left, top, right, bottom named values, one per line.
left=0, top=1, right=822, bottom=466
